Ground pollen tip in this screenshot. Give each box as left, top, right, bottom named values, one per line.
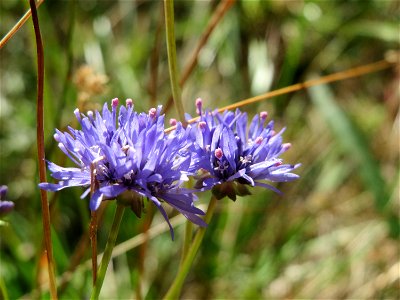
left=111, top=98, right=119, bottom=107
left=260, top=111, right=268, bottom=119
left=149, top=107, right=157, bottom=118
left=282, top=143, right=292, bottom=151
left=126, top=98, right=133, bottom=107
left=215, top=148, right=223, bottom=159
left=195, top=98, right=203, bottom=115
left=198, top=121, right=207, bottom=130
left=169, top=118, right=177, bottom=126
left=255, top=136, right=263, bottom=144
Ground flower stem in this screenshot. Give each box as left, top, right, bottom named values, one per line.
left=163, top=0, right=186, bottom=124
left=30, top=0, right=58, bottom=298
left=90, top=204, right=125, bottom=300
left=163, top=196, right=218, bottom=300
left=0, top=275, right=9, bottom=300
left=162, top=0, right=234, bottom=114
left=179, top=220, right=193, bottom=267
left=136, top=204, right=155, bottom=300
left=90, top=211, right=98, bottom=286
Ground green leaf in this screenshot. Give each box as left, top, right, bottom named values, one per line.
left=308, top=80, right=390, bottom=212
left=343, top=21, right=400, bottom=43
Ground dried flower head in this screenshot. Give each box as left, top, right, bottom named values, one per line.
left=73, top=65, right=109, bottom=108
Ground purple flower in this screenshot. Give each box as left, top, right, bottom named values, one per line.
left=190, top=99, right=300, bottom=200
left=0, top=185, right=14, bottom=217
left=39, top=99, right=206, bottom=238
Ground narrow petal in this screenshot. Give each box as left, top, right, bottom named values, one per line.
left=90, top=190, right=103, bottom=211
left=254, top=182, right=282, bottom=194
left=39, top=179, right=89, bottom=191
left=99, top=184, right=127, bottom=198
left=149, top=196, right=174, bottom=240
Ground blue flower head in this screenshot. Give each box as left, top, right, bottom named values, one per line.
left=190, top=98, right=300, bottom=200
left=0, top=185, right=14, bottom=217
left=39, top=99, right=206, bottom=238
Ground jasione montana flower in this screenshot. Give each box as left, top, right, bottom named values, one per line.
left=0, top=185, right=14, bottom=217
left=189, top=99, right=300, bottom=200
left=39, top=99, right=206, bottom=238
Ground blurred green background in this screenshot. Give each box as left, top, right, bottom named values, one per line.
left=0, top=0, right=399, bottom=299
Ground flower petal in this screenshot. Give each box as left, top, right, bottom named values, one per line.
left=90, top=190, right=103, bottom=211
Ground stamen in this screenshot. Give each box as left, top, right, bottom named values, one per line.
left=215, top=148, right=223, bottom=159
left=240, top=155, right=252, bottom=164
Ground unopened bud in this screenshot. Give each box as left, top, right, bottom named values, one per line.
left=169, top=118, right=177, bottom=126
left=111, top=98, right=119, bottom=108
left=74, top=108, right=81, bottom=122
left=195, top=98, right=203, bottom=115
left=260, top=111, right=268, bottom=120
left=215, top=148, right=223, bottom=159
left=282, top=143, right=292, bottom=151
left=87, top=110, right=94, bottom=121
left=198, top=121, right=207, bottom=130
left=126, top=98, right=133, bottom=107
left=255, top=136, right=263, bottom=144
left=149, top=108, right=157, bottom=118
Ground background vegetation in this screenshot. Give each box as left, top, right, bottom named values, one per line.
left=0, top=0, right=399, bottom=299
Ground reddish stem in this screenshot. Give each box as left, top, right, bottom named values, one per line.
left=30, top=0, right=58, bottom=298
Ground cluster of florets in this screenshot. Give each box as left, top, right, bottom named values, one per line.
left=188, top=98, right=300, bottom=200
left=40, top=98, right=300, bottom=237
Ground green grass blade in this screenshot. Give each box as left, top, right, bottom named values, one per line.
left=308, top=81, right=390, bottom=212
